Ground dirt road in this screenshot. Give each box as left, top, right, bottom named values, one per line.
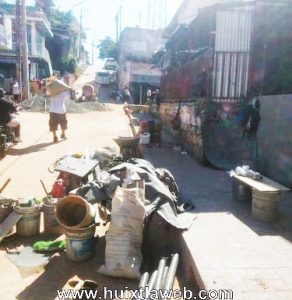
left=0, top=104, right=130, bottom=199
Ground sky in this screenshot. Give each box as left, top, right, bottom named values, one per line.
left=6, top=0, right=222, bottom=60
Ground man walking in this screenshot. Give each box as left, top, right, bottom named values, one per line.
left=49, top=90, right=70, bottom=143
left=0, top=88, right=22, bottom=142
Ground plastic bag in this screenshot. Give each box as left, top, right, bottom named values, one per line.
left=98, top=185, right=145, bottom=279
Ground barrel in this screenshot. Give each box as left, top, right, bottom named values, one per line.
left=232, top=178, right=252, bottom=202
left=252, top=189, right=280, bottom=222
left=42, top=203, right=64, bottom=236
left=14, top=206, right=41, bottom=237
left=65, top=224, right=96, bottom=261
left=56, top=196, right=96, bottom=229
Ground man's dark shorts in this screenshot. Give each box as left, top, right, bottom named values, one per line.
left=49, top=113, right=67, bottom=131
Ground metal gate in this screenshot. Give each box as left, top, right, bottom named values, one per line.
left=212, top=7, right=254, bottom=103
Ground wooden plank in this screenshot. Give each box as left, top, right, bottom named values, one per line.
left=0, top=211, right=21, bottom=242
left=233, top=175, right=290, bottom=192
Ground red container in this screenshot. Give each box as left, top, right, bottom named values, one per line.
left=139, top=120, right=149, bottom=134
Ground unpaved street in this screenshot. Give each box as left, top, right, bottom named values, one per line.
left=0, top=104, right=130, bottom=199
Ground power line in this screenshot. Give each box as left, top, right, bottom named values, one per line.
left=64, top=0, right=89, bottom=11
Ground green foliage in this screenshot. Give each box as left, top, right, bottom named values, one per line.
left=45, top=5, right=80, bottom=75
left=60, top=57, right=77, bottom=74
left=97, top=37, right=118, bottom=60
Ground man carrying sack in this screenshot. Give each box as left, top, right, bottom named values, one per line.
left=46, top=78, right=72, bottom=143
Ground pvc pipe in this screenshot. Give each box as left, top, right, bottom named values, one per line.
left=163, top=253, right=179, bottom=290
left=162, top=266, right=169, bottom=289
left=154, top=258, right=167, bottom=290
left=139, top=272, right=150, bottom=288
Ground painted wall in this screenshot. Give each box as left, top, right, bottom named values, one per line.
left=258, top=95, right=292, bottom=188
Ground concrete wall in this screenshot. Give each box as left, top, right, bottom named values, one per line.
left=258, top=95, right=292, bottom=188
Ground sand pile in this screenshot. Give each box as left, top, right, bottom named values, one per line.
left=20, top=95, right=108, bottom=113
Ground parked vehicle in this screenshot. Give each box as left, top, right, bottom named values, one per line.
left=0, top=125, right=15, bottom=157
left=96, top=70, right=116, bottom=85
left=104, top=58, right=118, bottom=71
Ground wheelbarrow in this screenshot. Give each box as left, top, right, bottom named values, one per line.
left=113, top=137, right=141, bottom=160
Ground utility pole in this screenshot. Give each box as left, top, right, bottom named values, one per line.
left=15, top=0, right=22, bottom=98
left=115, top=12, right=119, bottom=43
left=79, top=9, right=83, bottom=62
left=21, top=0, right=30, bottom=100
left=119, top=6, right=122, bottom=39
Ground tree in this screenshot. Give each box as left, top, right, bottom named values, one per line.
left=97, top=37, right=118, bottom=60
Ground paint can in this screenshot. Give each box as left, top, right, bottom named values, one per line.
left=252, top=189, right=279, bottom=222
left=14, top=206, right=41, bottom=237
left=43, top=202, right=64, bottom=236
left=65, top=224, right=96, bottom=261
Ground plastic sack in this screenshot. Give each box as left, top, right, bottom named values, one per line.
left=46, top=79, right=71, bottom=97
left=98, top=185, right=145, bottom=279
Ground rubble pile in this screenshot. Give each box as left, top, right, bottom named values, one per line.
left=20, top=96, right=108, bottom=113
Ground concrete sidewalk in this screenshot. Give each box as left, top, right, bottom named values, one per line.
left=145, top=133, right=292, bottom=300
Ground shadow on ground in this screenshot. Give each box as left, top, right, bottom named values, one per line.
left=144, top=129, right=292, bottom=244
left=1, top=234, right=138, bottom=300
left=7, top=142, right=55, bottom=156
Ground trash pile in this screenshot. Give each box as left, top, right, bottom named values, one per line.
left=0, top=149, right=194, bottom=293
left=20, top=96, right=108, bottom=113
left=229, top=165, right=262, bottom=180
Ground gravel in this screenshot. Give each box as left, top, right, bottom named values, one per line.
left=20, top=95, right=109, bottom=113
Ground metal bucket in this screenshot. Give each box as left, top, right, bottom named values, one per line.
left=65, top=224, right=96, bottom=261
left=56, top=196, right=95, bottom=229
left=42, top=203, right=64, bottom=236
left=232, top=178, right=252, bottom=202
left=14, top=206, right=41, bottom=237
left=252, top=189, right=280, bottom=222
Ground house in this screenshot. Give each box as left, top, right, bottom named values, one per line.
left=118, top=27, right=166, bottom=104
left=159, top=0, right=292, bottom=167
left=0, top=2, right=53, bottom=90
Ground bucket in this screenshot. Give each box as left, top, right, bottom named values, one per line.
left=65, top=224, right=96, bottom=261
left=140, top=132, right=150, bottom=145
left=56, top=196, right=96, bottom=229
left=232, top=178, right=252, bottom=202
left=252, top=189, right=280, bottom=222
left=43, top=203, right=64, bottom=236
left=14, top=206, right=41, bottom=237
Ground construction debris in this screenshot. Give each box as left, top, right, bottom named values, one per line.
left=19, top=96, right=108, bottom=113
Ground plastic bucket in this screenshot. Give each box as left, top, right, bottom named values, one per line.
left=65, top=224, right=96, bottom=261
left=252, top=189, right=280, bottom=222
left=140, top=132, right=150, bottom=145
left=14, top=206, right=41, bottom=237
left=56, top=196, right=95, bottom=229
left=42, top=203, right=64, bottom=236
left=232, top=178, right=252, bottom=202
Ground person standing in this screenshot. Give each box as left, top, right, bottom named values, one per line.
left=146, top=88, right=152, bottom=104
left=49, top=90, right=70, bottom=143
left=12, top=80, right=20, bottom=102
left=0, top=88, right=22, bottom=142
left=123, top=86, right=132, bottom=103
